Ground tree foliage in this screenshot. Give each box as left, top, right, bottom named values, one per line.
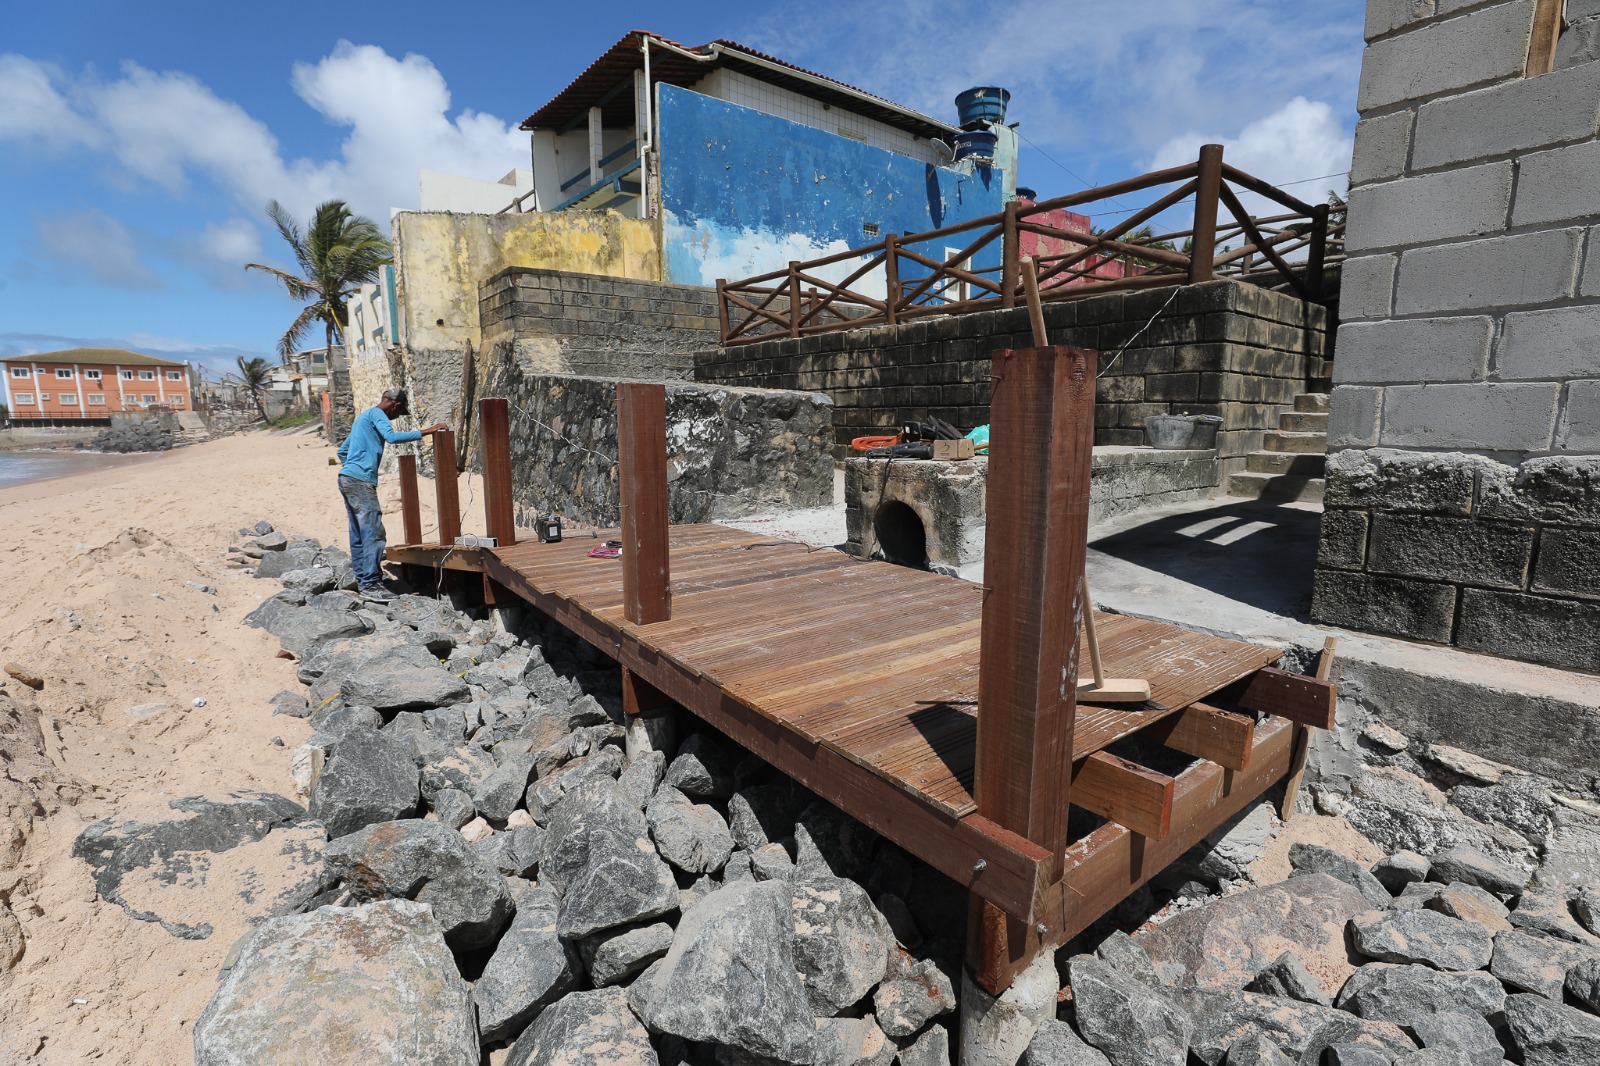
left=245, top=200, right=391, bottom=358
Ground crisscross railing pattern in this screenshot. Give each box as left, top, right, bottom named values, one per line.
left=715, top=144, right=1342, bottom=346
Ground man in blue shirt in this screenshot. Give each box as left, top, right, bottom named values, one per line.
left=336, top=388, right=446, bottom=600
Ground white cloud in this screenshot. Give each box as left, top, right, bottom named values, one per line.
left=33, top=209, right=163, bottom=292
left=0, top=43, right=527, bottom=229
left=0, top=54, right=100, bottom=150
left=1151, top=96, right=1353, bottom=213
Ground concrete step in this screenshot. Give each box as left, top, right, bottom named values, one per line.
left=1280, top=412, right=1329, bottom=432
left=1294, top=393, right=1330, bottom=413
left=1226, top=471, right=1326, bottom=504
left=1263, top=430, right=1329, bottom=454
left=1246, top=450, right=1327, bottom=476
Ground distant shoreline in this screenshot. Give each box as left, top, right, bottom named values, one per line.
left=0, top=448, right=165, bottom=490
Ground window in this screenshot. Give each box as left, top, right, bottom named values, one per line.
left=142, top=394, right=157, bottom=403
left=120, top=370, right=134, bottom=380
left=56, top=368, right=73, bottom=379
left=166, top=370, right=183, bottom=381
left=87, top=394, right=105, bottom=406
left=59, top=394, right=78, bottom=406
left=84, top=369, right=101, bottom=380
left=170, top=395, right=185, bottom=406
left=14, top=393, right=33, bottom=405
left=8, top=367, right=26, bottom=379
left=138, top=370, right=155, bottom=380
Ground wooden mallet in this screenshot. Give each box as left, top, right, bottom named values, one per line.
left=1020, top=255, right=1151, bottom=704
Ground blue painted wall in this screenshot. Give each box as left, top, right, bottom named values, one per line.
left=657, top=84, right=1005, bottom=289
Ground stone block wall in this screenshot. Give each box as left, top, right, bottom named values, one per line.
left=695, top=279, right=1327, bottom=476
left=479, top=268, right=719, bottom=381
left=1317, top=0, right=1600, bottom=674
left=476, top=360, right=834, bottom=528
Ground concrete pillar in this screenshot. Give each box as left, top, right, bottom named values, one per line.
left=957, top=950, right=1058, bottom=1066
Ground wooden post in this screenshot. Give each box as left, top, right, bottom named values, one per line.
left=1000, top=201, right=1020, bottom=308
left=1526, top=0, right=1564, bottom=77
left=432, top=429, right=461, bottom=546
left=397, top=454, right=423, bottom=546
left=1306, top=203, right=1330, bottom=301
left=479, top=397, right=516, bottom=547
left=975, top=344, right=1097, bottom=867
left=1188, top=143, right=1224, bottom=284
left=883, top=234, right=900, bottom=325
left=617, top=382, right=671, bottom=625
left=788, top=261, right=802, bottom=338
left=967, top=343, right=1097, bottom=986
left=715, top=279, right=732, bottom=342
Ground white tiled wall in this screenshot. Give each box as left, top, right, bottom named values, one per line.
left=693, top=68, right=948, bottom=167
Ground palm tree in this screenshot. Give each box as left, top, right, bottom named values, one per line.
left=245, top=200, right=391, bottom=430
left=233, top=356, right=275, bottom=425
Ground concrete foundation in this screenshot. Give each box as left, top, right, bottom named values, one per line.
left=845, top=447, right=1221, bottom=572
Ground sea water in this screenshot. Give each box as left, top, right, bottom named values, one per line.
left=0, top=450, right=159, bottom=489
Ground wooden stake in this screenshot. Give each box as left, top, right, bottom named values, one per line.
left=479, top=397, right=516, bottom=547
left=1023, top=257, right=1149, bottom=705
left=617, top=382, right=671, bottom=625
left=397, top=454, right=423, bottom=546
left=1281, top=635, right=1338, bottom=823
left=432, top=429, right=461, bottom=546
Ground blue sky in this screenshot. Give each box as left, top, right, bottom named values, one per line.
left=0, top=0, right=1366, bottom=394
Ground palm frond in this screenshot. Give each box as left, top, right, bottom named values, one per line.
left=277, top=303, right=322, bottom=358
left=244, top=262, right=316, bottom=302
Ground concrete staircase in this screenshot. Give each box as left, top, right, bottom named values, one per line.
left=1226, top=393, right=1329, bottom=504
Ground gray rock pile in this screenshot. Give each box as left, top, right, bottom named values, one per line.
left=88, top=421, right=174, bottom=453
left=182, top=526, right=969, bottom=1064
left=1024, top=844, right=1600, bottom=1066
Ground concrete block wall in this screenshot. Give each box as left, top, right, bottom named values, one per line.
left=1317, top=0, right=1600, bottom=674
left=695, top=279, right=1328, bottom=475
left=479, top=268, right=719, bottom=381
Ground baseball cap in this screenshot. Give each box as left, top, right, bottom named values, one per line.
left=382, top=387, right=409, bottom=411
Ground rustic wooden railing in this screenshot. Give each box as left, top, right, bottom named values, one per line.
left=715, top=143, right=1344, bottom=347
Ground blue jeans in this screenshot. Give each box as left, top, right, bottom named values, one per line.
left=338, top=475, right=386, bottom=588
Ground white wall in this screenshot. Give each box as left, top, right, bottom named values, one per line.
left=418, top=168, right=535, bottom=214
left=692, top=67, right=949, bottom=167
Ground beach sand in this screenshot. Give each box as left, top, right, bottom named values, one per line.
left=0, top=428, right=482, bottom=1064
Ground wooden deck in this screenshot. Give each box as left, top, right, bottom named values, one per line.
left=390, top=523, right=1314, bottom=938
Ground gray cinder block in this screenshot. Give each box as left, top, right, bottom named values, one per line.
left=1393, top=228, right=1582, bottom=315
left=1351, top=112, right=1417, bottom=186
left=1512, top=140, right=1600, bottom=227
left=1557, top=380, right=1600, bottom=452
left=1368, top=513, right=1535, bottom=587
left=1366, top=0, right=1436, bottom=41
left=1328, top=386, right=1384, bottom=448
left=1346, top=163, right=1512, bottom=253
left=1379, top=383, right=1560, bottom=451
left=1333, top=317, right=1492, bottom=385
left=1500, top=305, right=1600, bottom=380
left=1412, top=58, right=1600, bottom=170
left=1339, top=254, right=1398, bottom=321
left=1312, top=568, right=1459, bottom=642
left=1357, top=1, right=1537, bottom=111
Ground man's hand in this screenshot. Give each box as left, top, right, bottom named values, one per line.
left=420, top=423, right=449, bottom=436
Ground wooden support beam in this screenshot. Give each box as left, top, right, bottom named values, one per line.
left=432, top=430, right=461, bottom=546
left=1142, top=702, right=1255, bottom=772
left=969, top=715, right=1296, bottom=995
left=479, top=397, right=517, bottom=547
left=1526, top=0, right=1564, bottom=77
left=974, top=344, right=1097, bottom=875
left=1282, top=636, right=1339, bottom=823
left=617, top=382, right=671, bottom=625
left=1235, top=667, right=1336, bottom=729
left=397, top=454, right=423, bottom=546
left=621, top=667, right=671, bottom=717
left=1188, top=143, right=1224, bottom=283
left=1071, top=751, right=1174, bottom=839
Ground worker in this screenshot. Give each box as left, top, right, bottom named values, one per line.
left=336, top=388, right=446, bottom=601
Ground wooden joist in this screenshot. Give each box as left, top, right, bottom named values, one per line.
left=1142, top=701, right=1255, bottom=771
left=1235, top=667, right=1336, bottom=729
left=1071, top=751, right=1175, bottom=839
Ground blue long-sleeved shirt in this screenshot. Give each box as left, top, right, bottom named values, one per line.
left=337, top=407, right=422, bottom=484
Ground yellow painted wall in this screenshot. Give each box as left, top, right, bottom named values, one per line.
left=392, top=210, right=661, bottom=353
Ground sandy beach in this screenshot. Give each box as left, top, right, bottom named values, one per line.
left=0, top=429, right=481, bottom=1064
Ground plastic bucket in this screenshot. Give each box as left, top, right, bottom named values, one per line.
left=955, top=87, right=1011, bottom=129
left=1144, top=414, right=1222, bottom=449
left=954, top=129, right=999, bottom=162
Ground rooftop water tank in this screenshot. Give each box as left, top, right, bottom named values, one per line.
left=953, top=129, right=999, bottom=162
left=955, top=86, right=1011, bottom=129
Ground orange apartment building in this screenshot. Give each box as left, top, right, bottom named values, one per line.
left=2, top=348, right=192, bottom=424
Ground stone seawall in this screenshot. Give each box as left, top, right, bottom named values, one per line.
left=475, top=363, right=834, bottom=528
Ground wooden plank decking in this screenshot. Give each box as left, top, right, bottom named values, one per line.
left=391, top=522, right=1288, bottom=925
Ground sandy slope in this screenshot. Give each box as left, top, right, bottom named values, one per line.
left=0, top=429, right=469, bottom=1064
